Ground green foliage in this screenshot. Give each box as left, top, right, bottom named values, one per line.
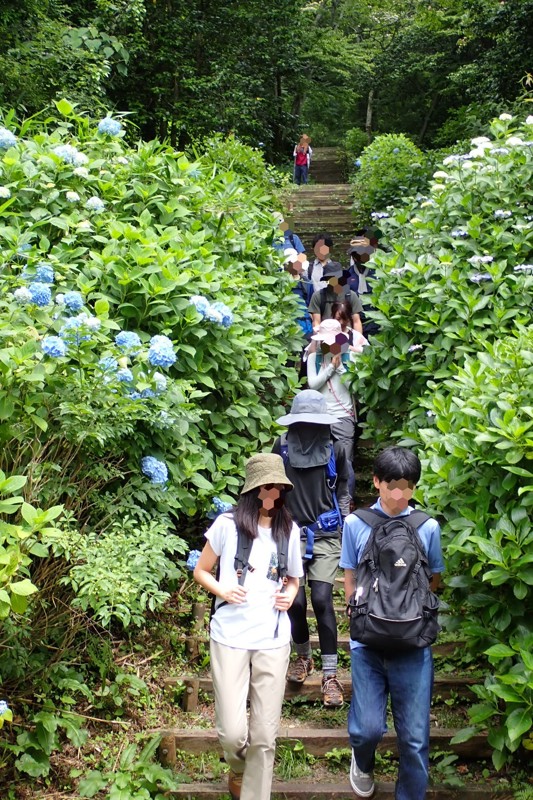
left=349, top=111, right=533, bottom=767
left=77, top=737, right=178, bottom=799
left=351, top=133, right=428, bottom=223
left=61, top=519, right=186, bottom=627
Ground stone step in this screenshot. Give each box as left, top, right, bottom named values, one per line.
left=156, top=726, right=492, bottom=762
left=167, top=781, right=513, bottom=799
left=165, top=672, right=476, bottom=707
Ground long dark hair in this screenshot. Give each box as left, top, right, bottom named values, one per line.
left=232, top=487, right=293, bottom=544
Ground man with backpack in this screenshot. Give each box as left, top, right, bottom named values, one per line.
left=308, top=261, right=364, bottom=334
left=272, top=389, right=350, bottom=707
left=340, top=446, right=444, bottom=798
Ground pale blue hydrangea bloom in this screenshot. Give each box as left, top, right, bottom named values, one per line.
left=371, top=212, right=390, bottom=220
left=53, top=145, right=88, bottom=166
left=213, top=497, right=233, bottom=513
left=115, top=330, right=142, bottom=352
left=205, top=306, right=223, bottom=324
left=66, top=191, right=80, bottom=202
left=63, top=291, right=84, bottom=312
left=494, top=209, right=512, bottom=219
left=55, top=294, right=65, bottom=305
left=59, top=317, right=91, bottom=345
left=141, top=388, right=156, bottom=398
left=117, top=368, right=134, bottom=383
left=469, top=273, right=492, bottom=283
left=141, top=456, right=168, bottom=485
left=468, top=255, right=494, bottom=265
left=86, top=196, right=105, bottom=213
left=451, top=229, right=468, bottom=238
left=28, top=282, right=52, bottom=306
left=148, top=335, right=176, bottom=368
left=98, top=356, right=119, bottom=373
left=42, top=336, right=68, bottom=357
left=186, top=550, right=201, bottom=571
left=189, top=295, right=210, bottom=316
left=13, top=287, right=32, bottom=304
left=128, top=390, right=142, bottom=400
left=98, top=117, right=123, bottom=136
left=408, top=344, right=423, bottom=352
left=210, top=301, right=233, bottom=328
left=0, top=186, right=11, bottom=199
left=0, top=128, right=17, bottom=149
left=514, top=264, right=533, bottom=273
left=0, top=700, right=10, bottom=714
left=154, top=372, right=167, bottom=393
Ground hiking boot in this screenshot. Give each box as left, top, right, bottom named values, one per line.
left=321, top=674, right=344, bottom=707
left=350, top=751, right=374, bottom=797
left=286, top=655, right=314, bottom=684
left=228, top=770, right=243, bottom=800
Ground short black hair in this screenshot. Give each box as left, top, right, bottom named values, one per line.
left=373, top=446, right=421, bottom=485
left=312, top=232, right=334, bottom=248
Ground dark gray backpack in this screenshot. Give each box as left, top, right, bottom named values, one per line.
left=348, top=508, right=440, bottom=653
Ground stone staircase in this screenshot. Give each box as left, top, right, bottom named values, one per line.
left=287, top=147, right=354, bottom=264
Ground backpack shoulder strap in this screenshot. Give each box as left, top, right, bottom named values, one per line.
left=234, top=526, right=253, bottom=585
left=404, top=510, right=430, bottom=529
left=354, top=508, right=387, bottom=527
left=319, top=287, right=327, bottom=318
left=277, top=534, right=289, bottom=581
left=280, top=433, right=289, bottom=464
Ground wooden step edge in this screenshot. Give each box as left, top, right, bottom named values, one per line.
left=166, top=781, right=513, bottom=799
left=163, top=674, right=476, bottom=703
left=155, top=727, right=492, bottom=759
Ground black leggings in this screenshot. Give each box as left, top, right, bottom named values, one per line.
left=288, top=580, right=338, bottom=655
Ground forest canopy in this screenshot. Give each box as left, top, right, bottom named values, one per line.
left=1, top=0, right=532, bottom=156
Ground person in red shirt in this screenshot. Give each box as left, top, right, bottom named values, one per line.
left=293, top=134, right=312, bottom=185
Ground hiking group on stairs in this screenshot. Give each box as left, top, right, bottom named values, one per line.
left=191, top=143, right=444, bottom=800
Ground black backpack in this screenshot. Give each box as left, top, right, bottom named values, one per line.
left=319, top=285, right=352, bottom=317
left=347, top=508, right=440, bottom=653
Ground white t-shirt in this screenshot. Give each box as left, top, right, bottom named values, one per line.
left=206, top=513, right=304, bottom=650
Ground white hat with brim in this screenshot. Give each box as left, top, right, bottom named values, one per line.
left=311, top=319, right=349, bottom=346
left=276, top=389, right=339, bottom=426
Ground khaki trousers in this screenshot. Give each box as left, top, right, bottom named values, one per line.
left=210, top=639, right=290, bottom=800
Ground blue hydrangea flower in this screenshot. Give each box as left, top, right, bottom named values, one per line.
left=42, top=336, right=68, bottom=357
left=28, top=282, right=52, bottom=306
left=98, top=356, right=119, bottom=373
left=0, top=128, right=17, bottom=149
left=189, top=295, right=210, bottom=316
left=186, top=550, right=202, bottom=571
left=354, top=158, right=361, bottom=168
left=53, top=145, right=88, bottom=166
left=141, top=456, right=168, bottom=485
left=117, top=368, right=134, bottom=383
left=98, top=117, right=123, bottom=136
left=128, top=390, right=142, bottom=400
left=13, top=287, right=32, bottom=304
left=205, top=306, right=223, bottom=324
left=371, top=212, right=390, bottom=220
left=213, top=497, right=233, bottom=513
left=153, top=372, right=167, bottom=393
left=470, top=273, right=492, bottom=283
left=148, top=335, right=176, bottom=368
left=80, top=314, right=101, bottom=331
left=210, top=301, right=233, bottom=328
left=392, top=147, right=400, bottom=154
left=25, top=262, right=55, bottom=284
left=59, top=317, right=91, bottom=345
left=86, top=196, right=105, bottom=213
left=451, top=229, right=468, bottom=238
left=141, top=388, right=156, bottom=398
left=63, top=291, right=84, bottom=312
left=494, top=209, right=512, bottom=219
left=115, top=331, right=142, bottom=352
left=0, top=700, right=10, bottom=715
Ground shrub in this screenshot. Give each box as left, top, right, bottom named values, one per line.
left=351, top=133, right=428, bottom=224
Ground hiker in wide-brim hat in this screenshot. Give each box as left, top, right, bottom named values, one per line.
left=193, top=452, right=303, bottom=800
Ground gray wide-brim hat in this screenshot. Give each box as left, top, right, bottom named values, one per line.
left=241, top=453, right=293, bottom=494
left=276, top=389, right=339, bottom=426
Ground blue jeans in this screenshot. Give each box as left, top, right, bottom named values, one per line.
left=294, top=164, right=308, bottom=184
left=348, top=646, right=433, bottom=800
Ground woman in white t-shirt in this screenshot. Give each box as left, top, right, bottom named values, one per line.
left=194, top=453, right=303, bottom=800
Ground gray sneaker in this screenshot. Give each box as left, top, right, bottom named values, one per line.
left=350, top=751, right=375, bottom=797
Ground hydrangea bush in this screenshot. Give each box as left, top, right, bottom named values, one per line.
left=349, top=112, right=533, bottom=766
left=0, top=100, right=301, bottom=633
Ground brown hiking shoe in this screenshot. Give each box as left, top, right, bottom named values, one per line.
left=228, top=770, right=243, bottom=800
left=322, top=674, right=344, bottom=707
left=286, top=655, right=314, bottom=684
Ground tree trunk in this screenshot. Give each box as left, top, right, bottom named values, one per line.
left=419, top=94, right=438, bottom=144
left=365, top=89, right=374, bottom=139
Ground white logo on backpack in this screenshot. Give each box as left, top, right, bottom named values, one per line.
left=394, top=557, right=407, bottom=567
